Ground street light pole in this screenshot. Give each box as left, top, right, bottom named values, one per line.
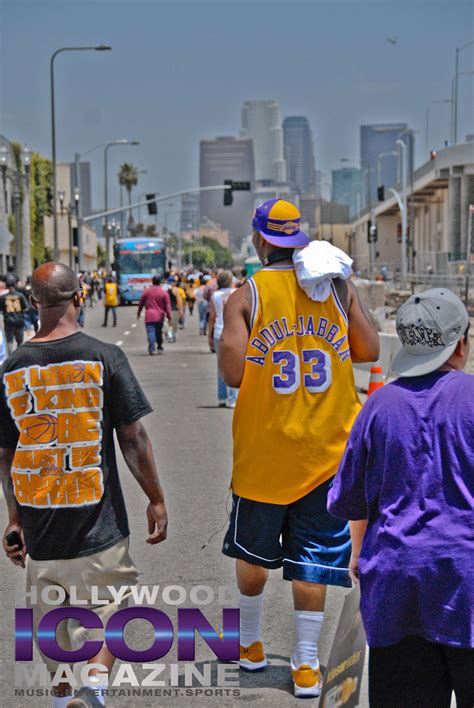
left=396, top=139, right=408, bottom=285
left=376, top=151, right=398, bottom=189
left=104, top=139, right=140, bottom=271
left=454, top=40, right=474, bottom=144
left=50, top=45, right=111, bottom=262
left=20, top=147, right=32, bottom=278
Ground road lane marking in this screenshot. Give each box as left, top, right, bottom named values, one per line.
left=131, top=323, right=137, bottom=328
left=116, top=340, right=123, bottom=346
left=124, top=331, right=130, bottom=335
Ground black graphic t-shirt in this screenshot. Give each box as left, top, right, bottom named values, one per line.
left=0, top=291, right=29, bottom=325
left=0, top=332, right=152, bottom=560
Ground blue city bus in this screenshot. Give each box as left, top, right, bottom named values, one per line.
left=113, top=237, right=166, bottom=304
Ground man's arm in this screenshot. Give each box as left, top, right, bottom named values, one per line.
left=163, top=291, right=172, bottom=321
left=19, top=293, right=29, bottom=312
left=116, top=420, right=168, bottom=544
left=137, top=292, right=146, bottom=319
left=218, top=283, right=252, bottom=388
left=349, top=519, right=368, bottom=584
left=334, top=278, right=380, bottom=363
left=208, top=298, right=217, bottom=352
left=173, top=287, right=184, bottom=316
left=0, top=447, right=26, bottom=567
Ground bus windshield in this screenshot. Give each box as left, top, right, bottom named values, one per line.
left=117, top=251, right=165, bottom=275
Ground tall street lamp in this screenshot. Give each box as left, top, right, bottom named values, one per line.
left=453, top=40, right=474, bottom=144
left=51, top=45, right=111, bottom=262
left=104, top=140, right=140, bottom=271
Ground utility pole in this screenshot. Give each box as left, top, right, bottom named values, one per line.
left=13, top=186, right=21, bottom=275
left=74, top=153, right=84, bottom=271
left=396, top=139, right=408, bottom=286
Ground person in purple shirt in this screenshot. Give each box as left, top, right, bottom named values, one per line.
left=137, top=275, right=172, bottom=355
left=328, top=288, right=473, bottom=708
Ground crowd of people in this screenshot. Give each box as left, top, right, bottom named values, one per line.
left=0, top=198, right=472, bottom=708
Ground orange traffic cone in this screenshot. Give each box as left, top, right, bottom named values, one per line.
left=367, top=366, right=384, bottom=397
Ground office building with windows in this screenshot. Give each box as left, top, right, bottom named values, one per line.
left=240, top=100, right=287, bottom=184
left=199, top=136, right=255, bottom=249
left=283, top=116, right=316, bottom=196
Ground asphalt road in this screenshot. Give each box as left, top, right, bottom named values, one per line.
left=0, top=300, right=369, bottom=708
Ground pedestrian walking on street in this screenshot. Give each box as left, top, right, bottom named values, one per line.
left=328, top=289, right=474, bottom=708
left=102, top=275, right=118, bottom=327
left=218, top=199, right=380, bottom=698
left=164, top=276, right=183, bottom=341
left=195, top=281, right=209, bottom=335
left=208, top=270, right=238, bottom=408
left=0, top=274, right=29, bottom=353
left=0, top=262, right=168, bottom=708
left=137, top=275, right=172, bottom=355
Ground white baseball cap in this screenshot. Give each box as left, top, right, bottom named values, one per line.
left=391, top=288, right=469, bottom=377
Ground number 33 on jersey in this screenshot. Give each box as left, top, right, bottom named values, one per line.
left=232, top=266, right=361, bottom=505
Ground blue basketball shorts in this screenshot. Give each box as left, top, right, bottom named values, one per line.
left=222, top=477, right=351, bottom=587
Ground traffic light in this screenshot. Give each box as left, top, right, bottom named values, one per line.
left=223, top=180, right=251, bottom=206
left=397, top=222, right=402, bottom=244
left=377, top=186, right=385, bottom=202
left=367, top=220, right=377, bottom=243
left=146, top=194, right=158, bottom=215
left=223, top=180, right=233, bottom=206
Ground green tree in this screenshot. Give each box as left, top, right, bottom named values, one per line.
left=118, top=163, right=139, bottom=229
left=29, top=153, right=52, bottom=266
left=9, top=144, right=52, bottom=267
left=97, top=243, right=106, bottom=268
left=200, top=236, right=233, bottom=268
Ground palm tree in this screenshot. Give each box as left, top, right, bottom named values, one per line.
left=118, top=163, right=139, bottom=232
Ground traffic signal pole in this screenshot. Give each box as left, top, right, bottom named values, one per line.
left=82, top=184, right=232, bottom=224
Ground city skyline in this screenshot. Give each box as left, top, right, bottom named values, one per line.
left=0, top=0, right=472, bottom=218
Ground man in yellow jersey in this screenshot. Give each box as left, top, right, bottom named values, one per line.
left=102, top=276, right=119, bottom=327
left=219, top=199, right=379, bottom=698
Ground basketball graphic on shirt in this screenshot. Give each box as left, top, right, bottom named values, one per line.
left=20, top=414, right=58, bottom=445
left=40, top=464, right=64, bottom=478
left=72, top=362, right=86, bottom=382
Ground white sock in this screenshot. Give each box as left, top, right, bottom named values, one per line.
left=239, top=592, right=264, bottom=647
left=51, top=696, right=71, bottom=708
left=292, top=610, right=324, bottom=668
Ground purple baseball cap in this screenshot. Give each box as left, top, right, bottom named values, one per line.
left=252, top=199, right=310, bottom=248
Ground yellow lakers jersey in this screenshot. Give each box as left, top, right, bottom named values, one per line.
left=232, top=265, right=361, bottom=504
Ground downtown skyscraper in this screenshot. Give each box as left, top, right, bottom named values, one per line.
left=283, top=116, right=316, bottom=196
left=240, top=100, right=287, bottom=184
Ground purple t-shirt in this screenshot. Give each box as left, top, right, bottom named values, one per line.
left=328, top=371, right=474, bottom=649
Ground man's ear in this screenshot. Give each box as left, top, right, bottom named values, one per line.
left=73, top=290, right=83, bottom=308
left=29, top=294, right=39, bottom=311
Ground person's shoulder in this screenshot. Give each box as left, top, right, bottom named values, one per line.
left=446, top=370, right=474, bottom=391
left=77, top=333, right=125, bottom=360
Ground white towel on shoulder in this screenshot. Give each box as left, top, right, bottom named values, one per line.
left=292, top=240, right=353, bottom=302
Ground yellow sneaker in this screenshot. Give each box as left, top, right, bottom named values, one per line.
left=239, top=641, right=268, bottom=671
left=291, top=661, right=323, bottom=698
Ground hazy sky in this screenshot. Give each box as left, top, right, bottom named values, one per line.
left=1, top=0, right=473, bottom=221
